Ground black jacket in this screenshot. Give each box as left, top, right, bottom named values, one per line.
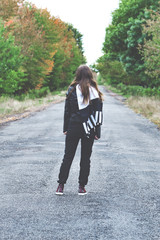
left=63, top=86, right=102, bottom=138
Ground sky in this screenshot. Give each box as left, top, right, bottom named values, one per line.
left=28, top=0, right=120, bottom=65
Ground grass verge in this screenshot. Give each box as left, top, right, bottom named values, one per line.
left=126, top=96, right=160, bottom=128
left=104, top=83, right=160, bottom=128
left=0, top=90, right=66, bottom=124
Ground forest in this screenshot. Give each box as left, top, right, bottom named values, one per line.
left=1, top=0, right=160, bottom=100
left=0, top=0, right=85, bottom=98
left=96, top=0, right=160, bottom=97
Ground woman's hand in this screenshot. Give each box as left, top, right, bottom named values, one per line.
left=64, top=131, right=67, bottom=135
left=95, top=135, right=99, bottom=140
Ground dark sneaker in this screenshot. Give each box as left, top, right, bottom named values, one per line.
left=56, top=184, right=64, bottom=195
left=78, top=185, right=87, bottom=195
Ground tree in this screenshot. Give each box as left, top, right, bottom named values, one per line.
left=68, top=24, right=85, bottom=56
left=96, top=54, right=133, bottom=85
left=101, top=0, right=159, bottom=86
left=47, top=18, right=85, bottom=90
left=140, top=10, right=160, bottom=87
left=0, top=0, right=23, bottom=21
left=0, top=20, right=25, bottom=95
left=0, top=0, right=85, bottom=95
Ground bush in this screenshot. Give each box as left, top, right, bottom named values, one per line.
left=0, top=21, right=25, bottom=95
left=14, top=87, right=50, bottom=101
left=28, top=87, right=50, bottom=99
left=116, top=83, right=160, bottom=97
left=97, top=74, right=103, bottom=84
left=96, top=56, right=134, bottom=86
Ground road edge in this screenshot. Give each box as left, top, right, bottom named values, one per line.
left=0, top=97, right=65, bottom=126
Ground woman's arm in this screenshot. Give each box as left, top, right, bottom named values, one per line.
left=95, top=125, right=101, bottom=139
left=91, top=98, right=103, bottom=139
left=63, top=96, right=70, bottom=133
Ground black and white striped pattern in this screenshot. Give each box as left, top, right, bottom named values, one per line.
left=76, top=85, right=103, bottom=137
left=83, top=111, right=103, bottom=136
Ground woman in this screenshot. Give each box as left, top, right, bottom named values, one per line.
left=56, top=65, right=103, bottom=195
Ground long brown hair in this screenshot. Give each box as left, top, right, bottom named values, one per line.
left=69, top=65, right=103, bottom=103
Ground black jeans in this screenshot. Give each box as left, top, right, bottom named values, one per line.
left=58, top=122, right=95, bottom=186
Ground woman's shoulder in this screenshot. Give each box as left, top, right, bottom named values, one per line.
left=66, top=85, right=76, bottom=97
left=67, top=85, right=74, bottom=93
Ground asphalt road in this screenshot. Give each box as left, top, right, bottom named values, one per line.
left=0, top=86, right=160, bottom=240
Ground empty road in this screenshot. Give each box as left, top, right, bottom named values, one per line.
left=0, top=86, right=160, bottom=240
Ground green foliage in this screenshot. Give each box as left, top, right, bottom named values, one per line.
left=0, top=0, right=85, bottom=97
left=100, top=0, right=160, bottom=87
left=67, top=24, right=84, bottom=56
left=116, top=83, right=160, bottom=97
left=14, top=87, right=51, bottom=101
left=48, top=43, right=84, bottom=91
left=11, top=4, right=53, bottom=93
left=96, top=74, right=103, bottom=84
left=27, top=87, right=50, bottom=99
left=96, top=55, right=133, bottom=86
left=0, top=20, right=25, bottom=95
left=140, top=10, right=160, bottom=87
left=48, top=49, right=66, bottom=91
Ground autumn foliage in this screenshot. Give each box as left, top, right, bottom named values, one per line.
left=0, top=0, right=85, bottom=96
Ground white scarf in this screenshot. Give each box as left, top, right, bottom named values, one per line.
left=76, top=84, right=99, bottom=110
